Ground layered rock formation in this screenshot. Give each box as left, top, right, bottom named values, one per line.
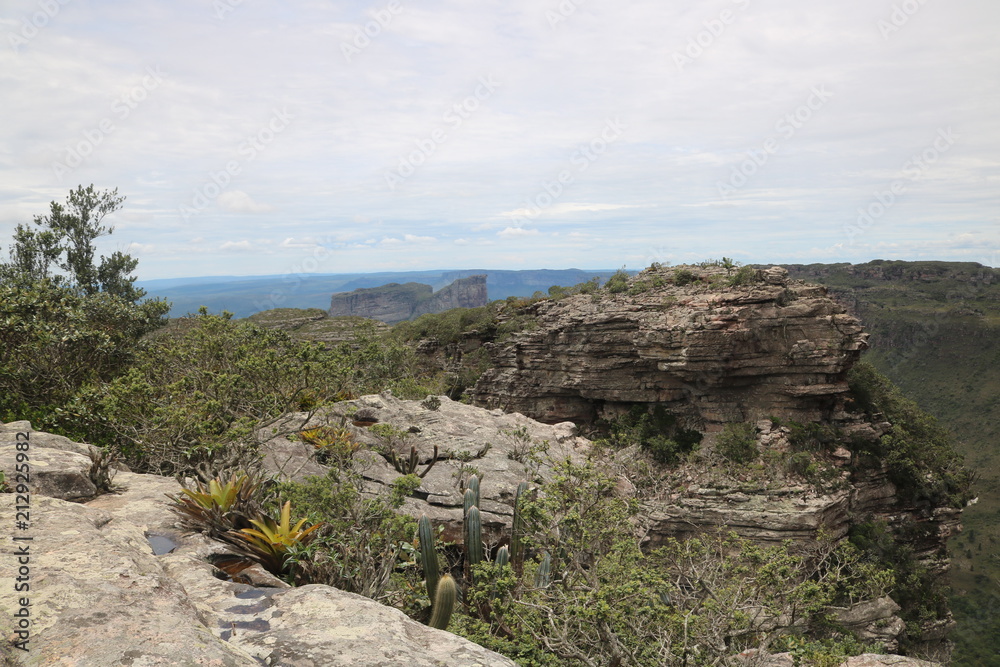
left=328, top=275, right=488, bottom=324
left=473, top=265, right=868, bottom=429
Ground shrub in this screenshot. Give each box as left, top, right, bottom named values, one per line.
left=726, top=265, right=760, bottom=287
left=279, top=470, right=418, bottom=601
left=451, top=460, right=885, bottom=665
left=598, top=405, right=702, bottom=465
left=787, top=421, right=841, bottom=453
left=672, top=268, right=698, bottom=286
left=715, top=422, right=758, bottom=463
left=0, top=280, right=167, bottom=430
left=87, top=311, right=340, bottom=477
left=604, top=268, right=630, bottom=294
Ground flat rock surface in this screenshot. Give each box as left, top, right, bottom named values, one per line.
left=0, top=428, right=517, bottom=667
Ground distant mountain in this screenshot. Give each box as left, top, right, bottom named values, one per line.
left=329, top=275, right=489, bottom=324
left=136, top=269, right=622, bottom=318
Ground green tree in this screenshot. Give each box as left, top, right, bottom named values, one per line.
left=0, top=186, right=168, bottom=431
left=1, top=185, right=145, bottom=301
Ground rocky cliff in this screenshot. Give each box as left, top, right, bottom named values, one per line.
left=329, top=275, right=488, bottom=324
left=467, top=263, right=966, bottom=657
left=473, top=265, right=867, bottom=429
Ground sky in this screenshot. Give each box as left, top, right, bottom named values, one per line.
left=1, top=0, right=998, bottom=280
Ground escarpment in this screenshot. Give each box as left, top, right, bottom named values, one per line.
left=329, top=275, right=488, bottom=324
left=473, top=265, right=868, bottom=428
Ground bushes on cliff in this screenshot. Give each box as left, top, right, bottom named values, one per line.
left=81, top=311, right=338, bottom=476
left=597, top=405, right=702, bottom=465
left=847, top=360, right=972, bottom=508
left=715, top=422, right=758, bottom=463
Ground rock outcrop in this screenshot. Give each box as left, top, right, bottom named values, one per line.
left=0, top=422, right=516, bottom=667
left=263, top=393, right=590, bottom=543
left=329, top=275, right=488, bottom=324
left=473, top=264, right=868, bottom=429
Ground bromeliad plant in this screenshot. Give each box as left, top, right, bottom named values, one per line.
left=226, top=500, right=322, bottom=576
left=167, top=470, right=269, bottom=538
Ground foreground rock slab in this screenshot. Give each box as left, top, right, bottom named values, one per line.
left=0, top=423, right=515, bottom=667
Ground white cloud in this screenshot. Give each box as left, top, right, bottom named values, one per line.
left=498, top=227, right=540, bottom=238
left=217, top=191, right=274, bottom=214
left=220, top=240, right=253, bottom=251
left=1, top=1, right=997, bottom=278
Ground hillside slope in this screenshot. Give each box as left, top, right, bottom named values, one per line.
left=781, top=260, right=1000, bottom=666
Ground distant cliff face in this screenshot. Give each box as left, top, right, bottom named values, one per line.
left=329, top=275, right=487, bottom=324
left=473, top=265, right=867, bottom=429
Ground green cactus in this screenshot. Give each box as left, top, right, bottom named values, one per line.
left=496, top=545, right=510, bottom=571
left=463, top=487, right=477, bottom=519
left=428, top=573, right=457, bottom=630
left=466, top=474, right=480, bottom=508
left=510, top=481, right=528, bottom=574
left=418, top=514, right=439, bottom=602
left=465, top=505, right=484, bottom=582
left=534, top=552, right=551, bottom=588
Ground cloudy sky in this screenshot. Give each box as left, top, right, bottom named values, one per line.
left=2, top=0, right=998, bottom=279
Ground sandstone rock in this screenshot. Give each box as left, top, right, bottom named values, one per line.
left=827, top=597, right=905, bottom=651
left=473, top=264, right=868, bottom=428
left=0, top=422, right=97, bottom=501
left=262, top=393, right=590, bottom=542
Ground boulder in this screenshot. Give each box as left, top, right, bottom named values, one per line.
left=0, top=421, right=97, bottom=501
left=262, top=393, right=589, bottom=542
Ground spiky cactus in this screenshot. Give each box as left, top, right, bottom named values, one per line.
left=465, top=505, right=484, bottom=583
left=418, top=514, right=439, bottom=602
left=428, top=574, right=457, bottom=630
left=463, top=487, right=477, bottom=519
left=466, top=474, right=480, bottom=508
left=510, top=481, right=528, bottom=574
left=496, top=545, right=510, bottom=571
